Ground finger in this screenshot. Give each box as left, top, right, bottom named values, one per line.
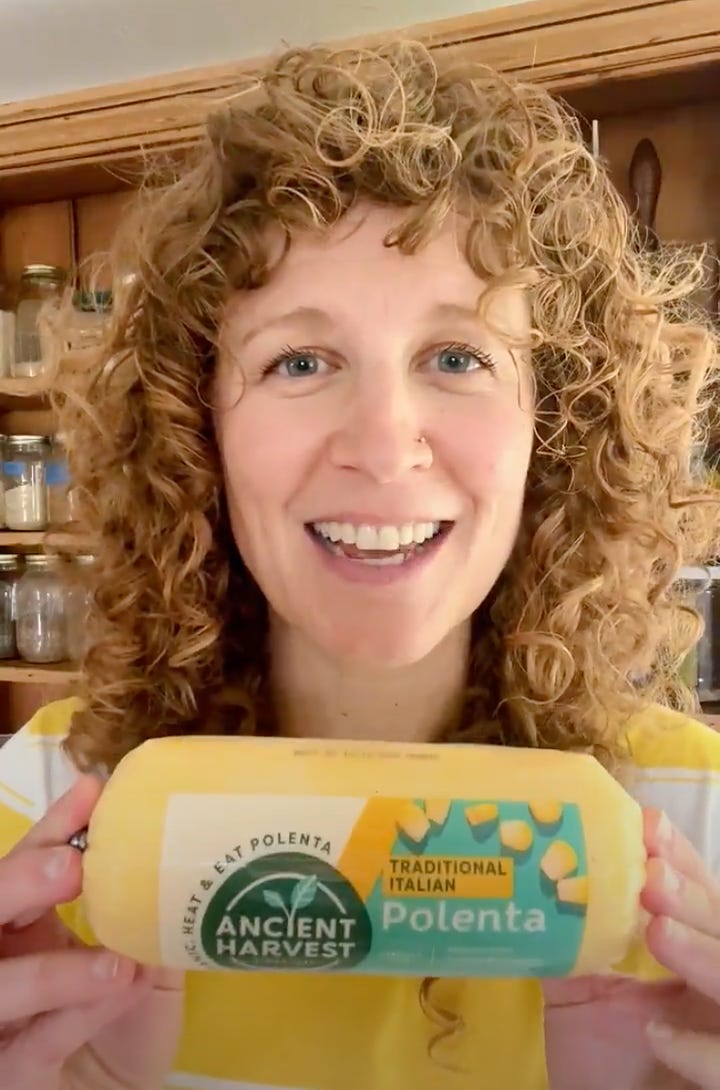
left=1, top=905, right=84, bottom=958
left=647, top=1021, right=720, bottom=1090
left=0, top=845, right=83, bottom=928
left=12, top=774, right=104, bottom=854
left=646, top=915, right=720, bottom=1004
left=641, top=856, right=720, bottom=939
left=82, top=967, right=186, bottom=1088
left=643, top=808, right=715, bottom=889
left=0, top=947, right=137, bottom=1021
left=9, top=977, right=152, bottom=1074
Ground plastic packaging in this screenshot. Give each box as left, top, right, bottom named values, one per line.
left=81, top=735, right=646, bottom=979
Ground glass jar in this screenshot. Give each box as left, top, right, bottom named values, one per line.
left=0, top=554, right=21, bottom=659
left=65, top=554, right=95, bottom=662
left=64, top=290, right=112, bottom=353
left=13, top=265, right=67, bottom=379
left=46, top=437, right=72, bottom=526
left=0, top=280, right=15, bottom=379
left=696, top=567, right=720, bottom=701
left=2, top=435, right=49, bottom=531
left=0, top=435, right=5, bottom=529
left=15, top=554, right=67, bottom=663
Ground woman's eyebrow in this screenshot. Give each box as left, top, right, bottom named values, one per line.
left=235, top=305, right=332, bottom=349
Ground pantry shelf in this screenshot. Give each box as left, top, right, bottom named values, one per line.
left=0, top=377, right=50, bottom=408
left=0, top=661, right=80, bottom=684
left=0, top=530, right=94, bottom=549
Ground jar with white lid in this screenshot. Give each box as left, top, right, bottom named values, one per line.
left=0, top=553, right=21, bottom=659
left=13, top=265, right=67, bottom=379
left=15, top=554, right=67, bottom=663
left=2, top=435, right=49, bottom=530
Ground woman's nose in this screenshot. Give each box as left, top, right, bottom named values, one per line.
left=328, top=385, right=433, bottom=483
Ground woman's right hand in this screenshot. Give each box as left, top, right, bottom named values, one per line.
left=0, top=774, right=185, bottom=1090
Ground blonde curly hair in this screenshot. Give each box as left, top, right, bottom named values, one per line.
left=56, top=40, right=719, bottom=775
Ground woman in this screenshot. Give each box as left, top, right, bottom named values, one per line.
left=0, top=40, right=718, bottom=1090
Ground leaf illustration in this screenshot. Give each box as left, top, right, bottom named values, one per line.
left=290, top=874, right=319, bottom=911
left=263, top=888, right=286, bottom=910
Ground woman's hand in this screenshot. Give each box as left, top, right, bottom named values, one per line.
left=544, top=808, right=720, bottom=1090
left=640, top=807, right=720, bottom=1088
left=0, top=775, right=184, bottom=1090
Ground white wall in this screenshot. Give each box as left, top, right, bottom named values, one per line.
left=0, top=0, right=529, bottom=104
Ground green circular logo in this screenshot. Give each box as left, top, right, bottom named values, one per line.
left=200, top=851, right=372, bottom=970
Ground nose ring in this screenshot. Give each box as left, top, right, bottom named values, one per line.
left=416, top=435, right=432, bottom=466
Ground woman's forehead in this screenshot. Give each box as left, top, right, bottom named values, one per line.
left=223, top=203, right=530, bottom=337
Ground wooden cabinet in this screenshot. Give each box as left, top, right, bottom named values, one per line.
left=0, top=0, right=717, bottom=728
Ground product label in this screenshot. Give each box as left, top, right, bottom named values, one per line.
left=45, top=461, right=70, bottom=486
left=160, top=794, right=588, bottom=977
left=2, top=462, right=24, bottom=478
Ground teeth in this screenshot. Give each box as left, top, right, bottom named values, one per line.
left=312, top=521, right=442, bottom=551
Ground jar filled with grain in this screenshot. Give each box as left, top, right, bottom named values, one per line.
left=15, top=554, right=67, bottom=663
left=3, top=435, right=49, bottom=531
left=0, top=553, right=21, bottom=659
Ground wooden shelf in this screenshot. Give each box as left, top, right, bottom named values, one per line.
left=0, top=661, right=80, bottom=684
left=0, top=530, right=94, bottom=550
left=0, top=376, right=50, bottom=410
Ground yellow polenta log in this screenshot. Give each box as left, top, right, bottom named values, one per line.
left=81, top=736, right=646, bottom=978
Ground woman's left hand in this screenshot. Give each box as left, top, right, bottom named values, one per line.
left=640, top=807, right=720, bottom=1088
left=544, top=807, right=720, bottom=1090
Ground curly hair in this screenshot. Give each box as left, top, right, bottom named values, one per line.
left=55, top=40, right=719, bottom=776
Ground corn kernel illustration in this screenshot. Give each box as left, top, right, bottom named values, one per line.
left=424, top=799, right=451, bottom=827
left=529, top=801, right=563, bottom=827
left=465, top=803, right=499, bottom=831
left=499, top=819, right=533, bottom=853
left=556, top=876, right=589, bottom=905
left=396, top=802, right=431, bottom=843
left=541, top=840, right=578, bottom=881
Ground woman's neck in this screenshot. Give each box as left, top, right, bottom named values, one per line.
left=267, top=619, right=471, bottom=744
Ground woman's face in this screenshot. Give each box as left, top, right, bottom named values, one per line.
left=214, top=204, right=534, bottom=667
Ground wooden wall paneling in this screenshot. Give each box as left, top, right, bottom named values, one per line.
left=75, top=191, right=134, bottom=288
left=1, top=201, right=73, bottom=284
left=1, top=681, right=75, bottom=733
left=597, top=100, right=720, bottom=245
left=0, top=0, right=717, bottom=203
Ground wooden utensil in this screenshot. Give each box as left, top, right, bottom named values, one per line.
left=628, top=137, right=662, bottom=252
left=628, top=137, right=719, bottom=321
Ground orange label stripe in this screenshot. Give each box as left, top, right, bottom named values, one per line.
left=336, top=798, right=408, bottom=900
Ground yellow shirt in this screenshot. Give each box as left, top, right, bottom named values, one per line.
left=0, top=697, right=718, bottom=1090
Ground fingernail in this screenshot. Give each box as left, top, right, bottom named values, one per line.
left=656, top=811, right=673, bottom=846
left=9, top=908, right=43, bottom=930
left=43, top=848, right=72, bottom=881
left=662, top=917, right=687, bottom=944
left=648, top=1021, right=674, bottom=1041
left=92, top=952, right=125, bottom=980
left=661, top=864, right=681, bottom=896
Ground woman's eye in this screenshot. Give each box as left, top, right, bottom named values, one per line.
left=266, top=351, right=327, bottom=378
left=435, top=345, right=493, bottom=374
